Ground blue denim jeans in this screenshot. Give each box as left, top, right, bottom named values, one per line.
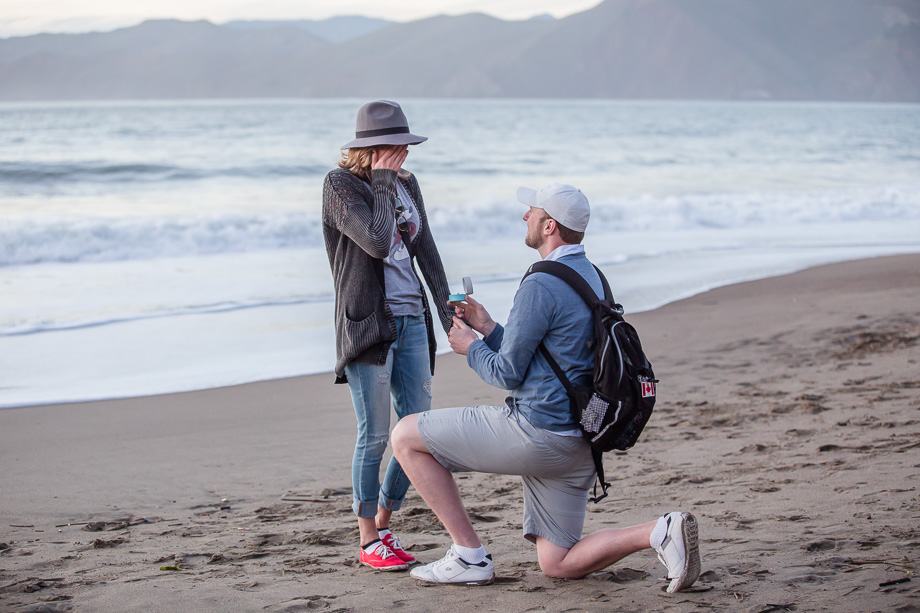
left=344, top=314, right=432, bottom=518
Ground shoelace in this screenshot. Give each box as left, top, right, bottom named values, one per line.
left=373, top=543, right=399, bottom=560
left=387, top=534, right=404, bottom=551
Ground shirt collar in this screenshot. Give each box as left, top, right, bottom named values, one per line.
left=544, top=244, right=585, bottom=262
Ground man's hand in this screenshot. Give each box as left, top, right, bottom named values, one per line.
left=448, top=317, right=479, bottom=356
left=452, top=295, right=496, bottom=337
left=371, top=145, right=408, bottom=172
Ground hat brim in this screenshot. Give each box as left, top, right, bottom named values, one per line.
left=517, top=187, right=538, bottom=206
left=341, top=133, right=427, bottom=150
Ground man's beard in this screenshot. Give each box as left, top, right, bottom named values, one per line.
left=525, top=217, right=547, bottom=250
left=525, top=229, right=544, bottom=250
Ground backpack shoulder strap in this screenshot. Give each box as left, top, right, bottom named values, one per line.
left=593, top=264, right=614, bottom=304
left=523, top=259, right=613, bottom=393
left=524, top=260, right=614, bottom=304
left=538, top=344, right=574, bottom=393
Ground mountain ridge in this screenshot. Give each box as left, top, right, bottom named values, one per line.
left=1, top=0, right=917, bottom=101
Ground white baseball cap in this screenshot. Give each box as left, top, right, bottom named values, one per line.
left=516, top=183, right=590, bottom=232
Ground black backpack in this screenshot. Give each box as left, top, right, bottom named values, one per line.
left=524, top=261, right=658, bottom=503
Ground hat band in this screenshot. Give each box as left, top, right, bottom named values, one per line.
left=355, top=126, right=410, bottom=138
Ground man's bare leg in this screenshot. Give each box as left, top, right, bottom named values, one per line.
left=391, top=414, right=482, bottom=548
left=535, top=522, right=656, bottom=579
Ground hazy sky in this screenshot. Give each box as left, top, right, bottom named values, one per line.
left=1, top=1, right=603, bottom=38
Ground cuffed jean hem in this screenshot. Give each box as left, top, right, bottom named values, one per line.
left=353, top=498, right=379, bottom=519
left=378, top=491, right=403, bottom=512
left=353, top=493, right=404, bottom=518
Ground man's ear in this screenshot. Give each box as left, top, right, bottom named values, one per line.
left=544, top=217, right=557, bottom=235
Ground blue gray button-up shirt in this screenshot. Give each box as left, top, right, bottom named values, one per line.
left=466, top=246, right=604, bottom=432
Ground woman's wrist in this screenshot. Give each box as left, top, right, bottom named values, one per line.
left=369, top=168, right=397, bottom=190
left=370, top=168, right=397, bottom=179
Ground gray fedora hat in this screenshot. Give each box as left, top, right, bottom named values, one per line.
left=341, top=100, right=428, bottom=150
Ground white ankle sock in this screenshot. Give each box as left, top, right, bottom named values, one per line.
left=453, top=543, right=486, bottom=564
left=362, top=538, right=382, bottom=553
left=378, top=528, right=392, bottom=539
left=649, top=515, right=669, bottom=550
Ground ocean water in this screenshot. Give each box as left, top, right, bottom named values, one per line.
left=2, top=99, right=919, bottom=408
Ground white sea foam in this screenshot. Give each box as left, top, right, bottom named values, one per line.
left=0, top=213, right=324, bottom=266
left=3, top=183, right=918, bottom=266
left=429, top=182, right=920, bottom=237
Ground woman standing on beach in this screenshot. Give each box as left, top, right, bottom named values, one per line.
left=322, top=100, right=454, bottom=571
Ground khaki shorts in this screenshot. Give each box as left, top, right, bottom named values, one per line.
left=417, top=402, right=595, bottom=549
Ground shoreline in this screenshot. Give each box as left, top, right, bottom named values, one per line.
left=4, top=251, right=919, bottom=411
left=1, top=254, right=918, bottom=612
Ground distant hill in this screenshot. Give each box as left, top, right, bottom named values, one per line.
left=223, top=16, right=393, bottom=44
left=0, top=0, right=917, bottom=101
left=0, top=19, right=328, bottom=98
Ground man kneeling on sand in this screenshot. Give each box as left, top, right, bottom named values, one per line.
left=392, top=184, right=701, bottom=590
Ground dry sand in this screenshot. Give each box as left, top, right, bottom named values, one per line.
left=1, top=254, right=919, bottom=612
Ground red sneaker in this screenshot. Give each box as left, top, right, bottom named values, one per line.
left=381, top=531, right=416, bottom=564
left=360, top=541, right=409, bottom=571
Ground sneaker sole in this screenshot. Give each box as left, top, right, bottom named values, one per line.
left=412, top=575, right=495, bottom=586
left=667, top=512, right=701, bottom=593
left=362, top=561, right=409, bottom=572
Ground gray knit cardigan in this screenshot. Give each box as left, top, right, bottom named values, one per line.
left=322, top=167, right=453, bottom=383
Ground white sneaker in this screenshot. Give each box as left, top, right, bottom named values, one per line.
left=654, top=511, right=701, bottom=593
left=409, top=545, right=494, bottom=585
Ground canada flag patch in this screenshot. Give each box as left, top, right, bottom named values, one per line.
left=641, top=381, right=656, bottom=398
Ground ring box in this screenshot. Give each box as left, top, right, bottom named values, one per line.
left=449, top=277, right=473, bottom=304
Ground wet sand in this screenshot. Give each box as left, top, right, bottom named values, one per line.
left=1, top=254, right=919, bottom=612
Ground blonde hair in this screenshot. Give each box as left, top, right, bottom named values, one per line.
left=338, top=146, right=412, bottom=181
left=338, top=147, right=373, bottom=181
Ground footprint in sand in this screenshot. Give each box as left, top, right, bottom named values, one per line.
left=803, top=539, right=838, bottom=552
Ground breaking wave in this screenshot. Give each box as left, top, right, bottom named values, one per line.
left=3, top=183, right=918, bottom=267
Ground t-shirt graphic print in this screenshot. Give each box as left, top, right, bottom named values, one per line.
left=383, top=180, right=424, bottom=315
